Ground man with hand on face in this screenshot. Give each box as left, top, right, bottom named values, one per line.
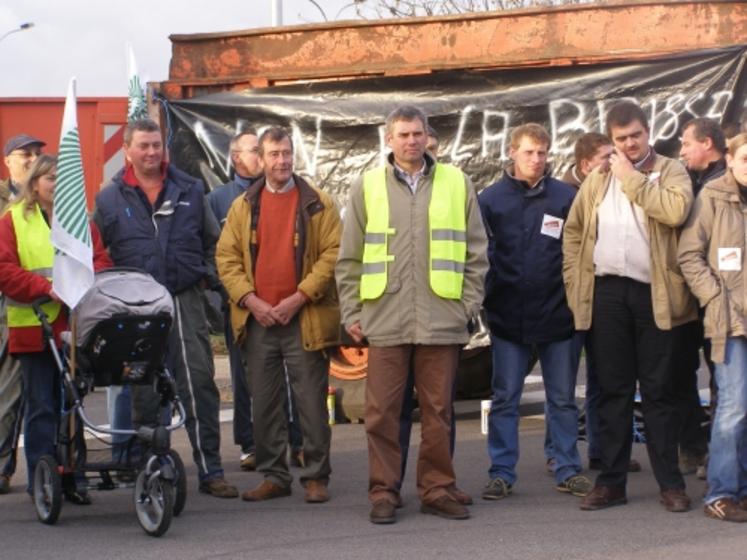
left=0, top=134, right=45, bottom=494
left=337, top=105, right=488, bottom=524
left=217, top=127, right=341, bottom=504
left=551, top=132, right=642, bottom=475
left=94, top=119, right=238, bottom=499
left=564, top=101, right=696, bottom=513
left=479, top=123, right=590, bottom=502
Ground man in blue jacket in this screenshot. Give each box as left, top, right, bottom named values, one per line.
left=94, top=118, right=238, bottom=498
left=479, top=123, right=590, bottom=501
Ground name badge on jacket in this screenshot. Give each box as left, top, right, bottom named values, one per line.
left=718, top=247, right=742, bottom=271
left=540, top=214, right=564, bottom=239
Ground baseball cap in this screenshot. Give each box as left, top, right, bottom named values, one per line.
left=4, top=134, right=46, bottom=157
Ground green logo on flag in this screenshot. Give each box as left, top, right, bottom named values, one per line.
left=128, top=75, right=148, bottom=122
left=55, top=128, right=92, bottom=248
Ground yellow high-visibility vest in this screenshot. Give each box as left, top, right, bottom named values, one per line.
left=360, top=163, right=467, bottom=300
left=7, top=202, right=61, bottom=327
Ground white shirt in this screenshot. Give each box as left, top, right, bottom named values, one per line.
left=265, top=177, right=296, bottom=194
left=593, top=157, right=653, bottom=284
left=394, top=161, right=426, bottom=195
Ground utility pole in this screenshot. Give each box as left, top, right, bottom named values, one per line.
left=272, top=0, right=283, bottom=26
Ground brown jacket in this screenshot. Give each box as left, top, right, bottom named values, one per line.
left=335, top=154, right=488, bottom=347
left=216, top=174, right=342, bottom=350
left=561, top=165, right=584, bottom=189
left=563, top=151, right=697, bottom=330
left=678, top=170, right=747, bottom=362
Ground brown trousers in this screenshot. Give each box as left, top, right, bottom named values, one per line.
left=366, top=344, right=459, bottom=504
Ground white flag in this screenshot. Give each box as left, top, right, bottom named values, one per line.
left=52, top=78, right=94, bottom=309
left=127, top=44, right=148, bottom=121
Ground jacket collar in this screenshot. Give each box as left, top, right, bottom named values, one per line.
left=386, top=151, right=436, bottom=184
left=702, top=170, right=742, bottom=202
left=504, top=164, right=551, bottom=196
left=121, top=161, right=169, bottom=187
left=245, top=173, right=322, bottom=213
left=690, top=158, right=727, bottom=184
left=634, top=147, right=657, bottom=174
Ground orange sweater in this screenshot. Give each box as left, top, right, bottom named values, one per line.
left=254, top=187, right=299, bottom=306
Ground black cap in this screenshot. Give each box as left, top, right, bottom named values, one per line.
left=4, top=134, right=46, bottom=157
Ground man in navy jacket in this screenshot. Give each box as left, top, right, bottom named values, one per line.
left=479, top=123, right=590, bottom=501
left=94, top=119, right=237, bottom=498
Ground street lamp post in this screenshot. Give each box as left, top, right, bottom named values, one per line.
left=0, top=22, right=34, bottom=44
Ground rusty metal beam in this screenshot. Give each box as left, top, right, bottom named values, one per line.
left=161, top=0, right=747, bottom=99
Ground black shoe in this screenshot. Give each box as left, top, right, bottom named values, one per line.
left=0, top=475, right=10, bottom=495
left=64, top=490, right=92, bottom=506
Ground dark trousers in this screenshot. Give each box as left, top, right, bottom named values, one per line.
left=398, top=368, right=457, bottom=488
left=132, top=286, right=224, bottom=481
left=242, top=317, right=330, bottom=488
left=18, top=351, right=60, bottom=493
left=0, top=348, right=23, bottom=478
left=366, top=345, right=459, bottom=504
left=225, top=311, right=254, bottom=453
left=589, top=276, right=684, bottom=490
left=225, top=312, right=302, bottom=454
left=672, top=320, right=709, bottom=457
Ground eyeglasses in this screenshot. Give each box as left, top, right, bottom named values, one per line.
left=8, top=148, right=42, bottom=158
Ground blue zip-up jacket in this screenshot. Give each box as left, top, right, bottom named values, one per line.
left=478, top=169, right=577, bottom=344
left=94, top=164, right=220, bottom=295
left=206, top=174, right=259, bottom=227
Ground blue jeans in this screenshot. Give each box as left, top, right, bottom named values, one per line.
left=487, top=334, right=582, bottom=485
left=107, top=385, right=133, bottom=454
left=705, top=337, right=747, bottom=504
left=18, top=351, right=60, bottom=493
left=544, top=333, right=601, bottom=462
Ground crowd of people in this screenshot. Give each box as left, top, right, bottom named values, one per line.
left=0, top=99, right=746, bottom=526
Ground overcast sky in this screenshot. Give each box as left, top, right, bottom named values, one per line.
left=0, top=0, right=361, bottom=97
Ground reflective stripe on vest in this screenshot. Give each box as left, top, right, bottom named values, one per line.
left=360, top=163, right=467, bottom=301
left=360, top=167, right=395, bottom=299
left=7, top=202, right=61, bottom=327
left=428, top=164, right=467, bottom=299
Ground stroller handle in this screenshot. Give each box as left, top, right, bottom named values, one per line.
left=76, top=396, right=188, bottom=436
left=32, top=295, right=55, bottom=340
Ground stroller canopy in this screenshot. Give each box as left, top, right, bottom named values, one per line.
left=74, top=268, right=174, bottom=348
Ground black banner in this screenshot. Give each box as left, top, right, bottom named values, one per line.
left=165, top=47, right=747, bottom=201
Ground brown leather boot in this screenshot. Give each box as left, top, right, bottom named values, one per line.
left=660, top=488, right=691, bottom=512
left=370, top=499, right=397, bottom=524
left=304, top=480, right=329, bottom=503
left=241, top=480, right=291, bottom=501
left=420, top=495, right=470, bottom=520
left=579, top=485, right=627, bottom=510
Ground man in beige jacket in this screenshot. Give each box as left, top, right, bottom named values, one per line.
left=678, top=133, right=747, bottom=522
left=563, top=101, right=696, bottom=513
left=336, top=105, right=488, bottom=524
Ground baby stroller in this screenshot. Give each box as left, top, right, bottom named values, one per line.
left=31, top=268, right=187, bottom=537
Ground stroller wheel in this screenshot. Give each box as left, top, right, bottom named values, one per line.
left=166, top=450, right=187, bottom=517
left=134, top=469, right=174, bottom=537
left=33, top=455, right=63, bottom=525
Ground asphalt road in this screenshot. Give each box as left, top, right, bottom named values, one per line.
left=1, top=388, right=743, bottom=560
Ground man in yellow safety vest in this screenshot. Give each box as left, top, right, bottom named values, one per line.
left=336, top=105, right=488, bottom=524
